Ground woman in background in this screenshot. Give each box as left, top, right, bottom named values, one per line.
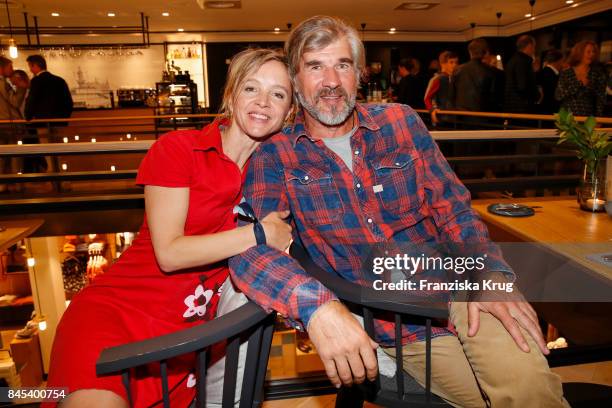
left=556, top=40, right=606, bottom=116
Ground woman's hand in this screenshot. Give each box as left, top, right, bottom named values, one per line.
left=260, top=210, right=292, bottom=251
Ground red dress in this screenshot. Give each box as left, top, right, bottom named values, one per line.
left=45, top=121, right=245, bottom=407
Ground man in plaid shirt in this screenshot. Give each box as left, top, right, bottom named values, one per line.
left=229, top=16, right=568, bottom=408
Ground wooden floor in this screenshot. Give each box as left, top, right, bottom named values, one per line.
left=263, top=394, right=380, bottom=408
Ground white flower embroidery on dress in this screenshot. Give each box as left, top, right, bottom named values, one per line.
left=183, top=285, right=213, bottom=318
left=187, top=373, right=197, bottom=388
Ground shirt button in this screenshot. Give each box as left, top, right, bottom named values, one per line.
left=354, top=150, right=360, bottom=155
left=367, top=218, right=373, bottom=224
left=356, top=183, right=361, bottom=188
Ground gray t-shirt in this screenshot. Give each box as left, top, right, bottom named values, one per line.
left=321, top=127, right=357, bottom=172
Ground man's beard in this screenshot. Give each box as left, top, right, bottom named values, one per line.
left=298, top=86, right=356, bottom=126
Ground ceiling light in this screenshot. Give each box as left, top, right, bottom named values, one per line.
left=178, top=28, right=184, bottom=32
left=565, top=0, right=574, bottom=3
left=395, top=2, right=438, bottom=11
left=162, top=12, right=170, bottom=16
left=4, top=0, right=18, bottom=59
left=8, top=38, right=18, bottom=58
left=525, top=13, right=532, bottom=17
left=107, top=12, right=115, bottom=17
left=274, top=27, right=280, bottom=32
left=202, top=1, right=242, bottom=9
left=571, top=3, right=579, bottom=7
left=530, top=16, right=536, bottom=21
left=390, top=27, right=396, bottom=32
left=51, top=12, right=60, bottom=17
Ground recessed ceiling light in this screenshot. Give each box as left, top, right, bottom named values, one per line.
left=571, top=3, right=579, bottom=7
left=107, top=12, right=115, bottom=17
left=51, top=12, right=60, bottom=17
left=274, top=27, right=280, bottom=32
left=162, top=12, right=170, bottom=17
left=203, top=1, right=242, bottom=9
left=395, top=2, right=438, bottom=11
left=530, top=16, right=536, bottom=21
left=390, top=27, right=396, bottom=32
left=177, top=28, right=184, bottom=32
left=565, top=0, right=574, bottom=3
left=525, top=13, right=532, bottom=18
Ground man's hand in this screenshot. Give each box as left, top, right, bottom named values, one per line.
left=307, top=301, right=379, bottom=388
left=467, top=273, right=548, bottom=355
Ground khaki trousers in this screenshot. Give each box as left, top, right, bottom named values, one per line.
left=383, top=302, right=569, bottom=408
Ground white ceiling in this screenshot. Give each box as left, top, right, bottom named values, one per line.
left=0, top=0, right=610, bottom=43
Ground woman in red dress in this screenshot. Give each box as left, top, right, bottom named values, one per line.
left=44, top=48, right=294, bottom=408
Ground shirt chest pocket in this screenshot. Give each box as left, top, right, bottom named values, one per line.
left=370, top=150, right=424, bottom=214
left=285, top=165, right=344, bottom=225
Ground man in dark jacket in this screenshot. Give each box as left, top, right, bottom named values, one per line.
left=449, top=38, right=496, bottom=113
left=25, top=55, right=73, bottom=124
left=25, top=55, right=73, bottom=180
left=395, top=58, right=427, bottom=109
left=537, top=49, right=563, bottom=114
left=504, top=35, right=539, bottom=113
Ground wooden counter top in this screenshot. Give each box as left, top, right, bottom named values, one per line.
left=471, top=197, right=611, bottom=281
left=0, top=219, right=44, bottom=252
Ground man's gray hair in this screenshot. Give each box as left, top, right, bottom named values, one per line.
left=284, top=16, right=365, bottom=83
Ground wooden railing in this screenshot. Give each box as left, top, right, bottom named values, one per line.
left=1, top=110, right=610, bottom=126
left=413, top=109, right=612, bottom=125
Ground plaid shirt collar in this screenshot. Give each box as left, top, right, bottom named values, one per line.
left=289, top=104, right=381, bottom=148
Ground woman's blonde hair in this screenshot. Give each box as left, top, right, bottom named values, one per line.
left=567, top=40, right=599, bottom=67
left=219, top=48, right=290, bottom=118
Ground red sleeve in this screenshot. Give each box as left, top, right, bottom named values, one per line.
left=424, top=76, right=441, bottom=111
left=136, top=132, right=193, bottom=187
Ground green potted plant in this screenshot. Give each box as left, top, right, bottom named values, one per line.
left=555, top=108, right=611, bottom=212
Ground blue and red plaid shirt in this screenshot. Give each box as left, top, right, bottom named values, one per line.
left=229, top=103, right=511, bottom=346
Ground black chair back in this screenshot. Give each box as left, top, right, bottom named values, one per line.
left=290, top=242, right=451, bottom=407
left=96, top=301, right=275, bottom=408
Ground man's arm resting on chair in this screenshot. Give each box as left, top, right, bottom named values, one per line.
left=229, top=247, right=378, bottom=388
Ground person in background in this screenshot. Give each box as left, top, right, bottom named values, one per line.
left=427, top=58, right=440, bottom=79
left=504, top=35, right=539, bottom=113
left=556, top=40, right=606, bottom=117
left=394, top=58, right=412, bottom=105
left=537, top=49, right=563, bottom=114
left=0, top=57, right=26, bottom=122
left=11, top=69, right=47, bottom=174
left=0, top=56, right=27, bottom=192
left=10, top=70, right=29, bottom=117
left=407, top=57, right=428, bottom=109
left=483, top=52, right=505, bottom=113
left=424, top=50, right=459, bottom=126
left=43, top=48, right=294, bottom=408
left=449, top=38, right=496, bottom=125
left=395, top=58, right=427, bottom=109
left=24, top=54, right=73, bottom=133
